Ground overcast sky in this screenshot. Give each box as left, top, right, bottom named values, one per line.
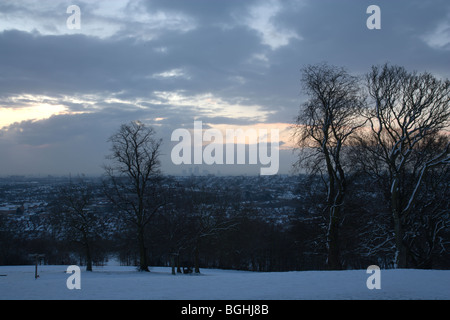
left=0, top=0, right=449, bottom=176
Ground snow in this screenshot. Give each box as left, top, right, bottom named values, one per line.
left=0, top=265, right=449, bottom=300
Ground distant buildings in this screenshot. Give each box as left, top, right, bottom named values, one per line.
left=0, top=204, right=18, bottom=216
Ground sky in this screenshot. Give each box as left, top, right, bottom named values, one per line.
left=0, top=0, right=449, bottom=176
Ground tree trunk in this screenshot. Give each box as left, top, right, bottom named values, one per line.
left=194, top=241, right=200, bottom=274
left=393, top=212, right=407, bottom=268
left=391, top=179, right=407, bottom=269
left=326, top=210, right=342, bottom=270
left=170, top=254, right=176, bottom=275
left=85, top=242, right=93, bottom=272
left=81, top=232, right=93, bottom=272
left=325, top=176, right=344, bottom=270
left=137, top=228, right=149, bottom=272
left=176, top=254, right=182, bottom=274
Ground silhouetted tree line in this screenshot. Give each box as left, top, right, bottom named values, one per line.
left=1, top=170, right=448, bottom=271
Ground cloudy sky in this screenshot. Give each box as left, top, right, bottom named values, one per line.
left=0, top=0, right=449, bottom=176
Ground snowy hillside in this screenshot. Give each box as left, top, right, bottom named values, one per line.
left=0, top=265, right=449, bottom=300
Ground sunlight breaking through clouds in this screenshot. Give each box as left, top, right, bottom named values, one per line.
left=151, top=91, right=275, bottom=122
left=0, top=94, right=96, bottom=129
left=0, top=104, right=67, bottom=129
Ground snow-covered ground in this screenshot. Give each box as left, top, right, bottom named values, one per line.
left=0, top=265, right=449, bottom=300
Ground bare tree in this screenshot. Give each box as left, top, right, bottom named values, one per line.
left=183, top=185, right=238, bottom=274
left=293, top=63, right=366, bottom=270
left=362, top=64, right=450, bottom=268
left=55, top=180, right=101, bottom=271
left=407, top=156, right=449, bottom=268
left=152, top=187, right=192, bottom=275
left=103, top=121, right=163, bottom=272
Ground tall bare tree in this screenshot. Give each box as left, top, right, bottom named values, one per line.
left=362, top=64, right=450, bottom=268
left=293, top=63, right=365, bottom=270
left=55, top=180, right=101, bottom=271
left=103, top=121, right=163, bottom=272
left=180, top=185, right=237, bottom=274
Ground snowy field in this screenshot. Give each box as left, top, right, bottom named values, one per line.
left=0, top=265, right=449, bottom=300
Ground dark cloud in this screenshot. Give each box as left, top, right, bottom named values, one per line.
left=0, top=0, right=449, bottom=175
left=144, top=0, right=258, bottom=25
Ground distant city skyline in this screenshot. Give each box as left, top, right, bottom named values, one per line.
left=1, top=0, right=449, bottom=176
